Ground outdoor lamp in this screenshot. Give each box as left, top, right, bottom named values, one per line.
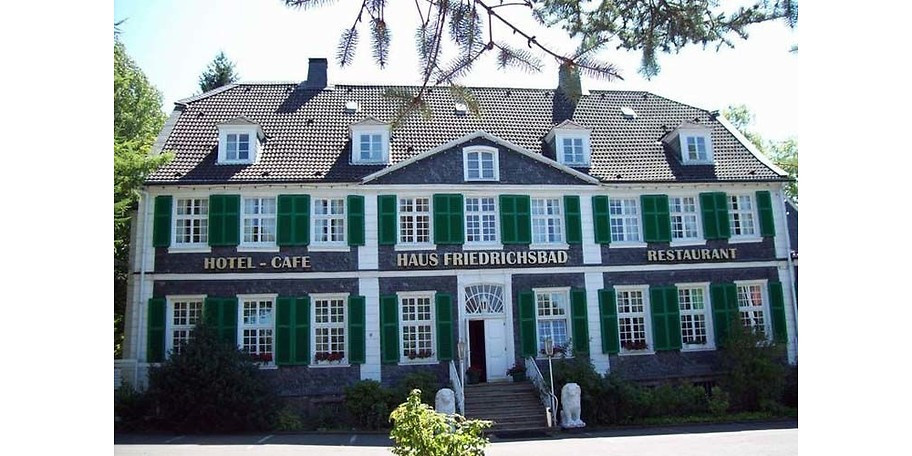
left=544, top=336, right=556, bottom=426
left=457, top=340, right=466, bottom=360
left=457, top=340, right=467, bottom=388
left=544, top=337, right=554, bottom=357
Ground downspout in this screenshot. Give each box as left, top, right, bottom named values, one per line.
left=779, top=187, right=798, bottom=344
left=135, top=189, right=150, bottom=386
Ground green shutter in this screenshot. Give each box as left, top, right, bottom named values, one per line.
left=152, top=196, right=172, bottom=248
left=570, top=288, right=589, bottom=354
left=641, top=195, right=671, bottom=243
left=209, top=195, right=240, bottom=246
left=500, top=195, right=531, bottom=244
left=293, top=296, right=311, bottom=365
left=711, top=283, right=739, bottom=347
left=564, top=196, right=582, bottom=244
left=700, top=192, right=731, bottom=240
left=277, top=195, right=310, bottom=246
left=598, top=289, right=619, bottom=354
left=378, top=195, right=398, bottom=245
left=348, top=295, right=366, bottom=364
left=650, top=286, right=681, bottom=351
left=347, top=195, right=365, bottom=246
left=756, top=191, right=776, bottom=237
left=147, top=298, right=166, bottom=362
left=436, top=294, right=454, bottom=360
left=518, top=291, right=537, bottom=356
left=592, top=195, right=611, bottom=244
left=768, top=281, right=788, bottom=343
left=433, top=194, right=464, bottom=245
left=380, top=294, right=399, bottom=364
left=275, top=297, right=294, bottom=365
left=204, top=297, right=238, bottom=345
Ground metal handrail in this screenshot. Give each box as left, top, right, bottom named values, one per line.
left=449, top=360, right=465, bottom=415
left=525, top=356, right=558, bottom=427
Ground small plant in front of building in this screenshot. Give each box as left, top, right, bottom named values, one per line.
left=708, top=386, right=731, bottom=416
left=506, top=361, right=526, bottom=381
left=465, top=366, right=483, bottom=384
left=621, top=340, right=648, bottom=351
left=718, top=322, right=787, bottom=412
left=314, top=351, right=345, bottom=363
left=389, top=389, right=491, bottom=456
left=406, top=349, right=434, bottom=360
left=344, top=380, right=396, bottom=430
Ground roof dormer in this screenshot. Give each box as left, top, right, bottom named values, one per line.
left=350, top=117, right=391, bottom=165
left=216, top=117, right=265, bottom=165
left=662, top=121, right=714, bottom=165
left=544, top=120, right=592, bottom=167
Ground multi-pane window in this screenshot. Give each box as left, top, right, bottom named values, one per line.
left=170, top=299, right=202, bottom=355
left=532, top=198, right=563, bottom=244
left=242, top=197, right=276, bottom=245
left=678, top=287, right=709, bottom=347
left=401, top=295, right=434, bottom=361
left=359, top=134, right=382, bottom=161
left=617, top=289, right=648, bottom=351
left=536, top=290, right=569, bottom=353
left=465, top=150, right=496, bottom=180
left=728, top=195, right=757, bottom=237
left=562, top=137, right=585, bottom=164
left=399, top=197, right=431, bottom=244
left=737, top=283, right=766, bottom=335
left=174, top=198, right=208, bottom=245
left=609, top=198, right=641, bottom=242
left=241, top=298, right=274, bottom=363
left=465, top=197, right=497, bottom=244
left=313, top=297, right=347, bottom=363
left=685, top=136, right=708, bottom=161
left=226, top=133, right=250, bottom=161
left=669, top=196, right=699, bottom=241
left=313, top=198, right=346, bottom=244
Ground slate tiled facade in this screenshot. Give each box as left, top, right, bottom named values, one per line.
left=121, top=60, right=798, bottom=397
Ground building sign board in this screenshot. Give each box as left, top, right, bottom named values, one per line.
left=396, top=250, right=569, bottom=268
left=203, top=256, right=311, bottom=271
left=646, top=247, right=738, bottom=262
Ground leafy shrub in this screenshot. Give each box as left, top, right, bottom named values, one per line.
left=146, top=323, right=279, bottom=432
left=273, top=406, right=305, bottom=432
left=646, top=383, right=709, bottom=417
left=708, top=387, right=731, bottom=416
left=782, top=366, right=798, bottom=408
left=389, top=389, right=491, bottom=456
left=718, top=323, right=787, bottom=412
left=394, top=371, right=441, bottom=406
left=114, top=383, right=153, bottom=431
left=301, top=403, right=347, bottom=430
left=345, top=380, right=396, bottom=430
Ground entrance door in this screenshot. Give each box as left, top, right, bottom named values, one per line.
left=468, top=320, right=487, bottom=382
left=484, top=319, right=508, bottom=381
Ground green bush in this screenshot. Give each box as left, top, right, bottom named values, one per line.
left=146, top=323, right=279, bottom=433
left=345, top=380, right=396, bottom=430
left=394, top=371, right=441, bottom=406
left=273, top=406, right=305, bottom=432
left=114, top=383, right=154, bottom=432
left=389, top=389, right=491, bottom=456
left=708, top=386, right=731, bottom=416
left=718, top=323, right=787, bottom=412
left=782, top=366, right=798, bottom=407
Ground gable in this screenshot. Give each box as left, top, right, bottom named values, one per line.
left=365, top=136, right=597, bottom=186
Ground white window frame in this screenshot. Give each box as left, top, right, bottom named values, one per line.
left=531, top=197, right=565, bottom=247
left=217, top=127, right=258, bottom=165
left=239, top=196, right=278, bottom=251
left=397, top=196, right=433, bottom=249
left=237, top=294, right=277, bottom=368
left=310, top=293, right=351, bottom=367
left=351, top=127, right=390, bottom=164
left=555, top=133, right=591, bottom=167
left=165, top=295, right=206, bottom=357
left=668, top=195, right=703, bottom=245
left=727, top=193, right=761, bottom=242
left=615, top=285, right=653, bottom=355
left=679, top=132, right=714, bottom=165
left=311, top=197, right=347, bottom=250
left=608, top=197, right=644, bottom=245
left=398, top=291, right=437, bottom=365
left=463, top=146, right=500, bottom=181
left=675, top=283, right=714, bottom=351
left=171, top=197, right=210, bottom=251
left=734, top=280, right=771, bottom=339
left=464, top=195, right=501, bottom=249
left=533, top=287, right=572, bottom=358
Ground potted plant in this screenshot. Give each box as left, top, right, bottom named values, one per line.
left=506, top=361, right=526, bottom=382
left=621, top=340, right=648, bottom=351
left=466, top=366, right=483, bottom=384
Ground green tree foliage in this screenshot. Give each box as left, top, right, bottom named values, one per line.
left=717, top=323, right=787, bottom=412
left=389, top=389, right=491, bottom=456
left=114, top=35, right=171, bottom=357
left=198, top=51, right=240, bottom=93
left=146, top=323, right=279, bottom=433
left=723, top=104, right=798, bottom=201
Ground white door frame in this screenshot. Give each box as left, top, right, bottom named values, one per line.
left=457, top=272, right=515, bottom=377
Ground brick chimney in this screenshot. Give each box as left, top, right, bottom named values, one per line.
left=305, top=58, right=328, bottom=90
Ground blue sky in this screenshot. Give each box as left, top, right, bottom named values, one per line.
left=114, top=0, right=798, bottom=141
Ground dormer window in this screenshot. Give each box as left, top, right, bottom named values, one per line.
left=359, top=133, right=383, bottom=162
left=545, top=120, right=591, bottom=167
left=463, top=146, right=498, bottom=181
left=683, top=135, right=709, bottom=162
left=561, top=137, right=585, bottom=165
left=663, top=121, right=714, bottom=165
left=226, top=133, right=250, bottom=161
left=350, top=117, right=390, bottom=165
left=217, top=117, right=264, bottom=165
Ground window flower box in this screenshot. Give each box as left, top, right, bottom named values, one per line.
left=248, top=352, right=273, bottom=365
left=314, top=351, right=345, bottom=364
left=405, top=349, right=434, bottom=360
left=621, top=340, right=648, bottom=351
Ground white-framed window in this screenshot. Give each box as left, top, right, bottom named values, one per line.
left=227, top=133, right=250, bottom=161
left=617, top=287, right=650, bottom=353
left=561, top=137, right=585, bottom=165
left=399, top=197, right=431, bottom=245
left=531, top=198, right=564, bottom=244
left=464, top=147, right=499, bottom=181
left=173, top=198, right=208, bottom=246
left=312, top=294, right=348, bottom=365
left=728, top=194, right=757, bottom=238
left=359, top=133, right=383, bottom=162
left=166, top=296, right=204, bottom=356
left=535, top=288, right=570, bottom=355
left=677, top=284, right=713, bottom=350
left=313, top=198, right=346, bottom=245
left=679, top=133, right=713, bottom=164
left=239, top=296, right=275, bottom=365
left=465, top=196, right=498, bottom=245
left=609, top=198, right=641, bottom=243
left=736, top=282, right=768, bottom=336
left=351, top=125, right=390, bottom=164
left=241, top=197, right=277, bottom=246
left=217, top=124, right=259, bottom=165
left=399, top=293, right=436, bottom=363
left=669, top=196, right=700, bottom=241
left=551, top=132, right=591, bottom=166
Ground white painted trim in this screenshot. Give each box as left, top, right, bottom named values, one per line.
left=351, top=126, right=391, bottom=165
left=674, top=283, right=715, bottom=352
left=462, top=146, right=500, bottom=182
left=217, top=126, right=260, bottom=165
left=776, top=265, right=798, bottom=365
left=584, top=272, right=610, bottom=374
left=463, top=194, right=501, bottom=247
left=397, top=291, right=439, bottom=365
left=359, top=277, right=382, bottom=380
left=614, top=285, right=654, bottom=356
left=167, top=246, right=212, bottom=254
left=580, top=195, right=602, bottom=265
left=358, top=196, right=379, bottom=270
left=678, top=131, right=714, bottom=165
left=310, top=292, right=352, bottom=366
left=531, top=287, right=572, bottom=357
left=668, top=194, right=704, bottom=243
left=164, top=295, right=207, bottom=357
left=310, top=196, right=348, bottom=248
left=237, top=246, right=281, bottom=253
left=239, top=196, right=278, bottom=249
left=554, top=133, right=592, bottom=167
left=733, top=279, right=773, bottom=339
left=236, top=293, right=279, bottom=368
left=726, top=192, right=761, bottom=241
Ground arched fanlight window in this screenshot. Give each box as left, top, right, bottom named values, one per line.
left=464, top=284, right=504, bottom=314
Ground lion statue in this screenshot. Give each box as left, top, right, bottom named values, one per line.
left=560, top=383, right=586, bottom=428
left=435, top=388, right=456, bottom=415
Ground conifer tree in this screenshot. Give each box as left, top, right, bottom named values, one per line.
left=198, top=51, right=240, bottom=93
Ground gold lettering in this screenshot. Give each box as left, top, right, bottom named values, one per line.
left=538, top=251, right=548, bottom=264
left=657, top=250, right=666, bottom=261
left=547, top=251, right=558, bottom=264
left=204, top=258, right=215, bottom=269
left=468, top=252, right=478, bottom=265
left=216, top=257, right=227, bottom=269
left=283, top=257, right=293, bottom=268
left=301, top=256, right=310, bottom=268
left=719, top=248, right=730, bottom=260
left=452, top=253, right=464, bottom=266
left=397, top=254, right=408, bottom=267
left=557, top=250, right=568, bottom=264
left=729, top=248, right=737, bottom=259
left=478, top=252, right=489, bottom=266
left=506, top=251, right=517, bottom=265
left=647, top=250, right=657, bottom=262
left=271, top=256, right=282, bottom=268
left=711, top=249, right=721, bottom=260
left=682, top=250, right=692, bottom=261
left=429, top=253, right=439, bottom=266
left=701, top=249, right=711, bottom=260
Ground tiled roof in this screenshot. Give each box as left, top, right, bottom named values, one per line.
left=146, top=82, right=787, bottom=184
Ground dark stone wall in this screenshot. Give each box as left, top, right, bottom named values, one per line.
left=154, top=245, right=357, bottom=274
left=608, top=351, right=723, bottom=383
left=380, top=363, right=449, bottom=390
left=378, top=244, right=583, bottom=271
left=600, top=237, right=778, bottom=265
left=367, top=137, right=594, bottom=186
left=152, top=278, right=359, bottom=297
left=260, top=365, right=362, bottom=397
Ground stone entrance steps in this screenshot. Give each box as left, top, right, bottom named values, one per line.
left=464, top=381, right=549, bottom=432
